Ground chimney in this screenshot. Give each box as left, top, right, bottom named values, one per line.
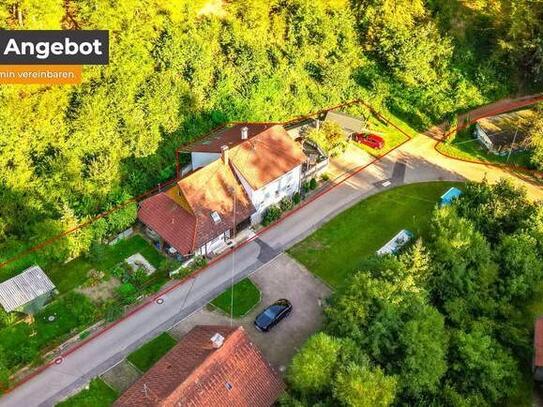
left=211, top=333, right=225, bottom=349
left=221, top=145, right=229, bottom=165
left=241, top=126, right=249, bottom=140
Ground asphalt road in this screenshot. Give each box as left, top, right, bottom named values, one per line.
left=2, top=135, right=542, bottom=407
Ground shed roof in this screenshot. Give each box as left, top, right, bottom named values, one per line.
left=0, top=266, right=56, bottom=312
left=325, top=110, right=365, bottom=134
left=477, top=109, right=534, bottom=148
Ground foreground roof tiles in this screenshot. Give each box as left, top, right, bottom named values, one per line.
left=114, top=325, right=284, bottom=407
left=0, top=265, right=55, bottom=312
left=229, top=125, right=307, bottom=190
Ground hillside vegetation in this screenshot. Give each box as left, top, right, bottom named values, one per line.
left=0, top=0, right=541, bottom=267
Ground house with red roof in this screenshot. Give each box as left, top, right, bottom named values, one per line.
left=139, top=124, right=307, bottom=257
left=114, top=325, right=284, bottom=407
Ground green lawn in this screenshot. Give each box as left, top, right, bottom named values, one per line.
left=345, top=104, right=415, bottom=157
left=127, top=332, right=177, bottom=372
left=437, top=126, right=533, bottom=168
left=48, top=234, right=164, bottom=294
left=210, top=278, right=261, bottom=318
left=288, top=182, right=464, bottom=287
left=56, top=378, right=118, bottom=407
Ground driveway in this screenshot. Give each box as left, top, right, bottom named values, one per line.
left=169, top=254, right=332, bottom=372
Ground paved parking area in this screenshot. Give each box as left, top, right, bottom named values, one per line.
left=169, top=253, right=331, bottom=372
left=327, top=143, right=373, bottom=180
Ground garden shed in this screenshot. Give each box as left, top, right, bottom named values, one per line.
left=474, top=109, right=534, bottom=155
left=0, top=265, right=56, bottom=314
left=324, top=110, right=365, bottom=136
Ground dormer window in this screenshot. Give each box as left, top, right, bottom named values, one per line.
left=211, top=211, right=221, bottom=224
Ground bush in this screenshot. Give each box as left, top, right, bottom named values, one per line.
left=302, top=182, right=311, bottom=193
left=158, top=258, right=178, bottom=274
left=280, top=197, right=294, bottom=212
left=129, top=267, right=148, bottom=289
left=262, top=205, right=282, bottom=226
left=293, top=192, right=301, bottom=205
left=117, top=283, right=138, bottom=305
left=309, top=178, right=318, bottom=190
left=321, top=173, right=330, bottom=182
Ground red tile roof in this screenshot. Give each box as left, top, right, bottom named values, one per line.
left=138, top=160, right=255, bottom=255
left=114, top=326, right=285, bottom=407
left=177, top=159, right=255, bottom=249
left=229, top=125, right=307, bottom=190
left=138, top=191, right=195, bottom=255
left=183, top=124, right=279, bottom=154
left=535, top=317, right=543, bottom=367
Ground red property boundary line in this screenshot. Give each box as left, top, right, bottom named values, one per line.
left=0, top=98, right=376, bottom=272
left=434, top=93, right=543, bottom=176
left=4, top=99, right=412, bottom=394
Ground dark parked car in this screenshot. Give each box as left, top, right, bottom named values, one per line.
left=254, top=299, right=292, bottom=332
left=353, top=133, right=385, bottom=150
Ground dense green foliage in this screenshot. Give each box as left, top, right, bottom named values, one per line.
left=0, top=292, right=97, bottom=374
left=308, top=121, right=348, bottom=157
left=126, top=332, right=177, bottom=372
left=0, top=0, right=540, bottom=273
left=285, top=180, right=543, bottom=406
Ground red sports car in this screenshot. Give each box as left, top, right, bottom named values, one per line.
left=353, top=133, right=385, bottom=150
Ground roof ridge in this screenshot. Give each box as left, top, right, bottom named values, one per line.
left=164, top=327, right=245, bottom=404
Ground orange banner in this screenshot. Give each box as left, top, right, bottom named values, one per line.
left=0, top=65, right=81, bottom=84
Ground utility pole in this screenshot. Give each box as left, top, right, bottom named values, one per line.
left=506, top=128, right=519, bottom=163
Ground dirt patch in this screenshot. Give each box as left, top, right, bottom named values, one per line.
left=101, top=361, right=141, bottom=393
left=76, top=278, right=120, bottom=303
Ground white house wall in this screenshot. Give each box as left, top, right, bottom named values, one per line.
left=195, top=230, right=231, bottom=256
left=191, top=152, right=220, bottom=170
left=233, top=165, right=302, bottom=224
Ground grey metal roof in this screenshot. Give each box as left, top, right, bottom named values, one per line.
left=0, top=265, right=56, bottom=312
left=325, top=110, right=365, bottom=134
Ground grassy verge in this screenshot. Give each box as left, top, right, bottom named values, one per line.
left=210, top=278, right=261, bottom=318
left=437, top=126, right=533, bottom=168
left=127, top=332, right=177, bottom=372
left=56, top=378, right=118, bottom=407
left=288, top=182, right=463, bottom=287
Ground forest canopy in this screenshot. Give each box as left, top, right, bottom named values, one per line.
left=0, top=0, right=541, bottom=271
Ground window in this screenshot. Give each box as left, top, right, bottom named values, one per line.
left=211, top=211, right=221, bottom=223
